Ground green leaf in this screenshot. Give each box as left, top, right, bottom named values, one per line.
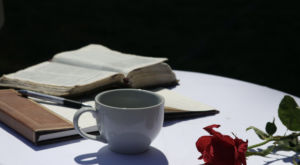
left=292, top=158, right=298, bottom=165
left=265, top=118, right=277, bottom=136
left=293, top=156, right=300, bottom=165
left=274, top=138, right=300, bottom=152
left=278, top=95, right=300, bottom=131
left=246, top=126, right=269, bottom=140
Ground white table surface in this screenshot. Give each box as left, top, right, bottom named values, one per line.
left=0, top=70, right=299, bottom=165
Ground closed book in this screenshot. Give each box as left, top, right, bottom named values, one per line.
left=0, top=89, right=73, bottom=144
left=0, top=88, right=218, bottom=145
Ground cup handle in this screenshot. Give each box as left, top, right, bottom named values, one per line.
left=73, top=107, right=107, bottom=143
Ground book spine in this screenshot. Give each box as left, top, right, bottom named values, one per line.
left=0, top=104, right=37, bottom=144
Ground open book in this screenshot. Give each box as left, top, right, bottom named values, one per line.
left=0, top=44, right=178, bottom=96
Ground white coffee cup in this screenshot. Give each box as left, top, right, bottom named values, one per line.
left=73, top=89, right=164, bottom=154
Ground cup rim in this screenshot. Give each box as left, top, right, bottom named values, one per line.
left=95, top=88, right=165, bottom=110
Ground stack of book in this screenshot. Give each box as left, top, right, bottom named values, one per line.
left=0, top=44, right=218, bottom=145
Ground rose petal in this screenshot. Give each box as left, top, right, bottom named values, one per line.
left=211, top=136, right=236, bottom=165
left=196, top=136, right=213, bottom=161
left=196, top=136, right=212, bottom=153
left=234, top=138, right=248, bottom=153
left=203, top=124, right=221, bottom=136
left=221, top=135, right=236, bottom=146
left=234, top=138, right=248, bottom=165
left=197, top=125, right=248, bottom=165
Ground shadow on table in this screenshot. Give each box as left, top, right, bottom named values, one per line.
left=248, top=147, right=299, bottom=164
left=163, top=111, right=219, bottom=127
left=263, top=153, right=300, bottom=165
left=0, top=122, right=83, bottom=151
left=74, top=146, right=169, bottom=165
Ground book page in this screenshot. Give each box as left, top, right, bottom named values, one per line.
left=154, top=88, right=215, bottom=113
left=37, top=100, right=97, bottom=141
left=41, top=100, right=95, bottom=128
left=52, top=44, right=167, bottom=74
left=0, top=62, right=122, bottom=96
left=3, top=62, right=118, bottom=86
left=127, top=63, right=177, bottom=88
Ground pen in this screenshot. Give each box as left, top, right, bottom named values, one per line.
left=18, top=89, right=92, bottom=109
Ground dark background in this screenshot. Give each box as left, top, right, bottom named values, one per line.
left=0, top=0, right=299, bottom=97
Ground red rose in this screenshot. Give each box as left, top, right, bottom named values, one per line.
left=196, top=124, right=248, bottom=165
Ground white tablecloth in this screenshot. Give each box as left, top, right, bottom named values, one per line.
left=0, top=70, right=299, bottom=165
